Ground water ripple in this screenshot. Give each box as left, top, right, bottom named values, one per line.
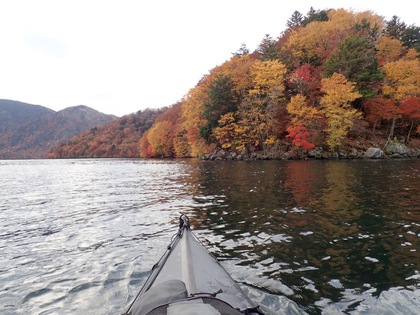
left=1, top=159, right=419, bottom=314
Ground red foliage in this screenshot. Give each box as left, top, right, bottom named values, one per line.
left=288, top=63, right=322, bottom=102
left=293, top=63, right=315, bottom=81
left=286, top=125, right=315, bottom=149
left=363, top=97, right=401, bottom=124
left=400, top=97, right=420, bottom=119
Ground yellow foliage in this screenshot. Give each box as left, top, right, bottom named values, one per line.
left=249, top=60, right=287, bottom=99
left=321, top=73, right=362, bottom=108
left=376, top=36, right=405, bottom=65
left=179, top=84, right=214, bottom=157
left=234, top=97, right=277, bottom=151
left=320, top=73, right=362, bottom=149
left=383, top=59, right=420, bottom=100
left=402, top=48, right=420, bottom=61
left=264, top=135, right=277, bottom=146
left=328, top=8, right=383, bottom=29
left=287, top=94, right=322, bottom=127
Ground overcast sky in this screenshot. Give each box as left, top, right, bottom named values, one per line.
left=0, top=1, right=418, bottom=116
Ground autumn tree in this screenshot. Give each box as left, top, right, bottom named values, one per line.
left=213, top=112, right=239, bottom=149
left=285, top=9, right=383, bottom=66
left=286, top=94, right=322, bottom=149
left=363, top=97, right=402, bottom=134
left=139, top=130, right=154, bottom=157
left=400, top=97, right=420, bottom=142
left=234, top=97, right=273, bottom=151
left=233, top=60, right=288, bottom=152
left=211, top=55, right=256, bottom=105
left=320, top=73, right=362, bottom=150
left=288, top=63, right=321, bottom=100
left=179, top=82, right=216, bottom=157
left=146, top=121, right=175, bottom=157
left=249, top=60, right=287, bottom=99
left=376, top=36, right=406, bottom=66
left=382, top=57, right=420, bottom=139
left=173, top=124, right=190, bottom=157
left=139, top=103, right=185, bottom=157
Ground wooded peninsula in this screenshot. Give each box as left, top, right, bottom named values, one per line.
left=48, top=8, right=420, bottom=160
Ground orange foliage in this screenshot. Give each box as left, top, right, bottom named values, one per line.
left=139, top=103, right=184, bottom=157
left=376, top=36, right=405, bottom=66
left=213, top=112, right=238, bottom=149
left=285, top=9, right=384, bottom=64
left=48, top=109, right=164, bottom=158
left=212, top=55, right=257, bottom=100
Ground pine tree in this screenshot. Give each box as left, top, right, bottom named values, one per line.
left=286, top=11, right=304, bottom=28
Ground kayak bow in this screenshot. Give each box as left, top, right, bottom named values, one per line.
left=124, top=215, right=265, bottom=315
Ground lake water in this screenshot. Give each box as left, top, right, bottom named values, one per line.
left=0, top=158, right=419, bottom=315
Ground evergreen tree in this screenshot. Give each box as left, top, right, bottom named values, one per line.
left=402, top=25, right=420, bottom=53
left=200, top=75, right=237, bottom=142
left=324, top=35, right=384, bottom=97
left=385, top=16, right=407, bottom=40
left=302, top=7, right=329, bottom=26
left=232, top=43, right=249, bottom=57
left=385, top=16, right=420, bottom=53
left=286, top=11, right=304, bottom=28
left=257, top=34, right=278, bottom=61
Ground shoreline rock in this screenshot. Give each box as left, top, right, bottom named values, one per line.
left=201, top=145, right=420, bottom=161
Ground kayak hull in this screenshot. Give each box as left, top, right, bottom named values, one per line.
left=124, top=215, right=264, bottom=315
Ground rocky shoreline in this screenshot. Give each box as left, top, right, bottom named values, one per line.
left=201, top=141, right=420, bottom=161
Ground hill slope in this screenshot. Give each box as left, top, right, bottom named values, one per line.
left=47, top=108, right=166, bottom=158
left=0, top=99, right=54, bottom=134
left=0, top=105, right=117, bottom=159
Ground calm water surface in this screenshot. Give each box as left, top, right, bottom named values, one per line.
left=0, top=158, right=419, bottom=315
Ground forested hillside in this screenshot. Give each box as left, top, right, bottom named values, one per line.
left=47, top=108, right=166, bottom=158
left=49, top=8, right=420, bottom=160
left=139, top=8, right=420, bottom=159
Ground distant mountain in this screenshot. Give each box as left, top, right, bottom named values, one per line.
left=47, top=108, right=167, bottom=158
left=0, top=102, right=117, bottom=159
left=0, top=99, right=54, bottom=134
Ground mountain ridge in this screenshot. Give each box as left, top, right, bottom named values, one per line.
left=0, top=100, right=117, bottom=159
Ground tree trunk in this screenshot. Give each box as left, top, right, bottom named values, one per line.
left=407, top=120, right=414, bottom=143
left=388, top=117, right=397, bottom=140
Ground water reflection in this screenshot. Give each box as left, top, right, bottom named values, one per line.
left=1, top=159, right=419, bottom=315
left=182, top=159, right=420, bottom=314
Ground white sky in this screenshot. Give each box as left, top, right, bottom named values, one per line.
left=0, top=1, right=418, bottom=116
